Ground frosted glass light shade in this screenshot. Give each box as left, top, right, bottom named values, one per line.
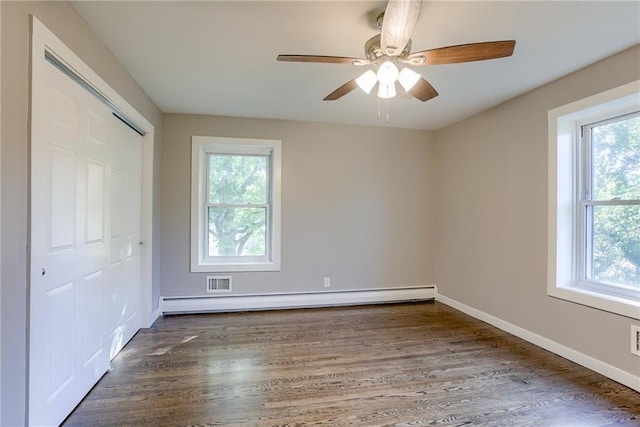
left=398, top=67, right=421, bottom=91
left=355, top=70, right=377, bottom=94
left=377, top=82, right=396, bottom=99
left=377, top=61, right=399, bottom=85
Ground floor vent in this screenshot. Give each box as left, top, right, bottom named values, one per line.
left=206, top=276, right=232, bottom=293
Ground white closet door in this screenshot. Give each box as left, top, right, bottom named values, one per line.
left=29, top=57, right=142, bottom=426
left=106, top=117, right=142, bottom=360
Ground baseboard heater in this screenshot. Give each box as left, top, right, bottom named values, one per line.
left=160, top=285, right=437, bottom=315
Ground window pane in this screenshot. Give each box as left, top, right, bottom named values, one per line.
left=591, top=115, right=640, bottom=200
left=589, top=205, right=640, bottom=288
left=207, top=207, right=266, bottom=256
left=208, top=154, right=267, bottom=204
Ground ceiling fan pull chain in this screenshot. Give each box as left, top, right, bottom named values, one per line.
left=386, top=97, right=390, bottom=124
left=376, top=94, right=392, bottom=124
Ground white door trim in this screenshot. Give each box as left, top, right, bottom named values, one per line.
left=30, top=16, right=155, bottom=328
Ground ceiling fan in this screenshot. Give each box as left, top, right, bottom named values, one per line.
left=277, top=0, right=516, bottom=102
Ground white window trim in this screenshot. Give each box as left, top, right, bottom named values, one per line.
left=548, top=80, right=640, bottom=320
left=191, top=136, right=281, bottom=272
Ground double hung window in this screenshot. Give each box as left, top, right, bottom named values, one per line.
left=579, top=113, right=640, bottom=298
left=548, top=81, right=640, bottom=319
left=191, top=136, right=281, bottom=272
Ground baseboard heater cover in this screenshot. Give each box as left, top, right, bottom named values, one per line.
left=160, top=286, right=437, bottom=315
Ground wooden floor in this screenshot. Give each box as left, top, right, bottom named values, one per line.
left=63, top=302, right=639, bottom=426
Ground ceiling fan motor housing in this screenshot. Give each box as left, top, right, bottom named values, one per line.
left=364, top=34, right=412, bottom=64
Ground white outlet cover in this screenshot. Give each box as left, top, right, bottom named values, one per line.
left=631, top=325, right=640, bottom=357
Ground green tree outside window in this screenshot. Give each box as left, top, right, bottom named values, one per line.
left=207, top=154, right=268, bottom=257
left=589, top=114, right=640, bottom=288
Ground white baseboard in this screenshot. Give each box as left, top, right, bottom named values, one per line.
left=437, top=293, right=640, bottom=392
left=161, top=286, right=437, bottom=315
left=146, top=307, right=161, bottom=328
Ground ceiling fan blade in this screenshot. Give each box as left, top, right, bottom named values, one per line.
left=277, top=55, right=368, bottom=65
left=323, top=79, right=358, bottom=101
left=407, top=40, right=516, bottom=66
left=408, top=77, right=438, bottom=102
left=381, top=0, right=421, bottom=56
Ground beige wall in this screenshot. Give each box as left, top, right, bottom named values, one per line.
left=0, top=2, right=163, bottom=424
left=434, top=45, right=640, bottom=378
left=161, top=114, right=436, bottom=297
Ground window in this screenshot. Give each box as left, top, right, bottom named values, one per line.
left=548, top=81, right=640, bottom=319
left=580, top=113, right=640, bottom=297
left=191, top=136, right=281, bottom=272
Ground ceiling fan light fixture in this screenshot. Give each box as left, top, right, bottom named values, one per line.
left=276, top=1, right=515, bottom=106
left=356, top=70, right=377, bottom=94
left=376, top=61, right=399, bottom=85
left=377, top=82, right=396, bottom=99
left=398, top=67, right=420, bottom=91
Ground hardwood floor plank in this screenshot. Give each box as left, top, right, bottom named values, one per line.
left=63, top=302, right=640, bottom=426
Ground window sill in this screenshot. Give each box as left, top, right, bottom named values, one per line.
left=548, top=285, right=640, bottom=320
left=190, top=261, right=281, bottom=273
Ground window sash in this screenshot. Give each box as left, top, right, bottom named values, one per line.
left=577, top=113, right=640, bottom=296
left=203, top=152, right=273, bottom=262
left=582, top=111, right=640, bottom=201
left=578, top=201, right=640, bottom=295
left=206, top=153, right=269, bottom=205
left=203, top=205, right=271, bottom=261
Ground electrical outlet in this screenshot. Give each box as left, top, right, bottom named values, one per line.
left=323, top=277, right=331, bottom=288
left=631, top=325, right=640, bottom=356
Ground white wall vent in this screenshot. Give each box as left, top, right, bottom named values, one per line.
left=206, top=276, right=232, bottom=293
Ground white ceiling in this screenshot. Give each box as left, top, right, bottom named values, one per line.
left=70, top=1, right=640, bottom=130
